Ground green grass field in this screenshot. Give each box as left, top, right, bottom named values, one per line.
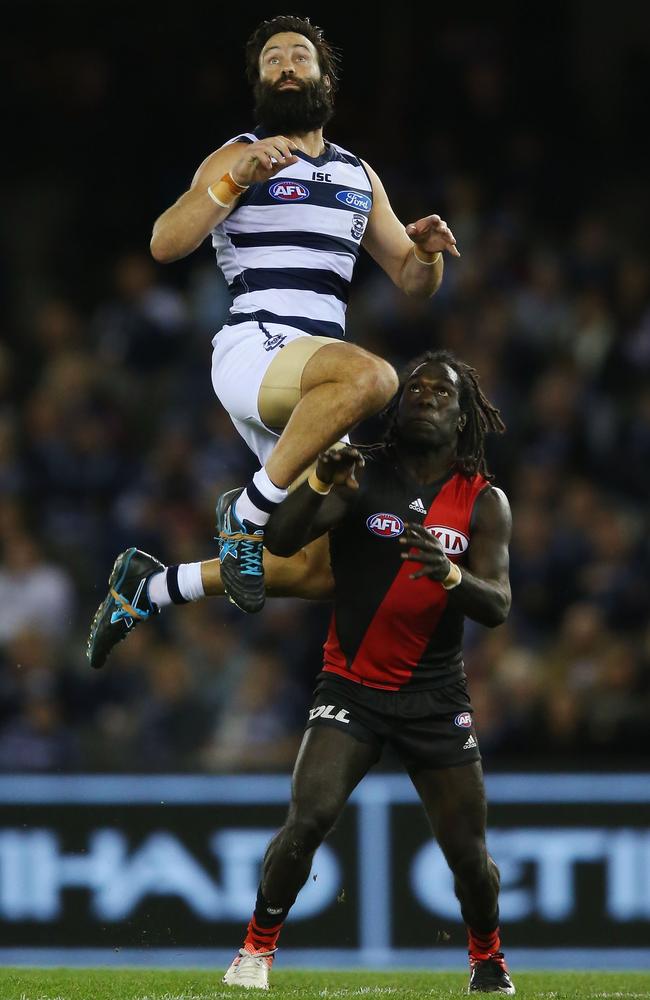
left=0, top=969, right=649, bottom=1000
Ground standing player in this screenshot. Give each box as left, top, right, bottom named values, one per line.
left=87, top=350, right=515, bottom=994
left=149, top=14, right=459, bottom=614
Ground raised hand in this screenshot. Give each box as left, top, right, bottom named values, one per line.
left=399, top=522, right=453, bottom=580
left=316, top=446, right=365, bottom=490
left=405, top=215, right=460, bottom=258
left=231, top=136, right=300, bottom=186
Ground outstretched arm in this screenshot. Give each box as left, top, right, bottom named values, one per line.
left=361, top=159, right=460, bottom=298
left=264, top=446, right=364, bottom=557
left=400, top=486, right=512, bottom=627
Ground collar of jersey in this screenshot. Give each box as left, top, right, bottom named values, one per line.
left=253, top=126, right=337, bottom=167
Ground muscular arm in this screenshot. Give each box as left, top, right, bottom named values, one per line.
left=360, top=160, right=459, bottom=298
left=401, top=486, right=512, bottom=627
left=151, top=136, right=299, bottom=263
left=150, top=144, right=248, bottom=263
left=264, top=446, right=362, bottom=556
left=264, top=483, right=351, bottom=557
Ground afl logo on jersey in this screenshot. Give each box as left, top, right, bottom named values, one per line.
left=425, top=525, right=469, bottom=555
left=336, top=190, right=372, bottom=213
left=269, top=181, right=310, bottom=201
left=454, top=712, right=472, bottom=729
left=366, top=513, right=404, bottom=538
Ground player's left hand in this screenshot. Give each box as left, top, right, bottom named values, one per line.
left=316, top=445, right=365, bottom=490
left=405, top=215, right=460, bottom=258
left=399, top=522, right=452, bottom=580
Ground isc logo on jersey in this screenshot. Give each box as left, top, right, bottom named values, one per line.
left=269, top=181, right=310, bottom=201
left=366, top=513, right=404, bottom=538
left=336, top=190, right=372, bottom=213
left=425, top=525, right=469, bottom=554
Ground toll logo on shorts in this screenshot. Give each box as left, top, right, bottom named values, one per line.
left=454, top=712, right=472, bottom=728
left=309, top=704, right=350, bottom=724
left=425, top=525, right=469, bottom=555
left=366, top=513, right=404, bottom=538
left=269, top=181, right=310, bottom=201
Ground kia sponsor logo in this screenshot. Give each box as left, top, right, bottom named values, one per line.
left=269, top=181, right=310, bottom=201
left=366, top=513, right=404, bottom=538
left=336, top=190, right=372, bottom=213
left=454, top=712, right=472, bottom=728
left=425, top=525, right=469, bottom=554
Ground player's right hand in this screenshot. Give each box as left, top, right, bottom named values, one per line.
left=316, top=446, right=365, bottom=490
left=231, top=136, right=300, bottom=186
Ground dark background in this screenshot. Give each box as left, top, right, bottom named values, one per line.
left=1, top=1, right=649, bottom=774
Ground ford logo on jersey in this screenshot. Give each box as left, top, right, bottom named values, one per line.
left=336, top=190, right=372, bottom=212
left=269, top=181, right=310, bottom=201
left=454, top=712, right=472, bottom=728
left=425, top=525, right=469, bottom=554
left=366, top=513, right=404, bottom=538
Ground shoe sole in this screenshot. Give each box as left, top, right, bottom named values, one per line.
left=87, top=548, right=139, bottom=669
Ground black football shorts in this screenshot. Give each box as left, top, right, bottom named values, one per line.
left=305, top=671, right=481, bottom=769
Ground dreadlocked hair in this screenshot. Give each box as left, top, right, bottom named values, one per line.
left=378, top=349, right=506, bottom=480
left=245, top=16, right=341, bottom=94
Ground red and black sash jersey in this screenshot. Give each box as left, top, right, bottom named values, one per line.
left=323, top=450, right=490, bottom=691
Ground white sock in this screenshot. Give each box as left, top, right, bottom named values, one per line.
left=233, top=467, right=288, bottom=527
left=146, top=563, right=205, bottom=608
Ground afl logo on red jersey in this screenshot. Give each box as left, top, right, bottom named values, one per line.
left=425, top=525, right=469, bottom=555
left=366, top=512, right=404, bottom=538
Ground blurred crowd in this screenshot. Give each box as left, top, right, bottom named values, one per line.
left=1, top=7, right=649, bottom=772
left=1, top=210, right=648, bottom=773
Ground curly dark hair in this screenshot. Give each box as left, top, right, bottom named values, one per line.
left=379, top=349, right=506, bottom=480
left=245, top=15, right=341, bottom=94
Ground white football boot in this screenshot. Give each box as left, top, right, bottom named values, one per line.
left=223, top=945, right=276, bottom=989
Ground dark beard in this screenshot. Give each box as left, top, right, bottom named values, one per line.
left=253, top=77, right=334, bottom=135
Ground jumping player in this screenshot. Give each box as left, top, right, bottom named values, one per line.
left=149, top=15, right=459, bottom=614
left=86, top=350, right=514, bottom=994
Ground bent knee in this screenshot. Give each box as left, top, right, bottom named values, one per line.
left=356, top=356, right=399, bottom=410
left=282, top=811, right=335, bottom=856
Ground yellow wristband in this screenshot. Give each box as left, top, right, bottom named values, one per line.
left=413, top=247, right=442, bottom=266
left=308, top=470, right=332, bottom=495
left=441, top=561, right=462, bottom=590
left=207, top=173, right=250, bottom=209
left=222, top=171, right=249, bottom=195
left=207, top=181, right=236, bottom=208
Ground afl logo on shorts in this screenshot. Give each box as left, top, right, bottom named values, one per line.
left=269, top=181, right=310, bottom=201
left=425, top=525, right=469, bottom=555
left=454, top=712, right=472, bottom=728
left=366, top=513, right=404, bottom=538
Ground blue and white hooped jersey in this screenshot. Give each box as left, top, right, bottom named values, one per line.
left=211, top=127, right=373, bottom=340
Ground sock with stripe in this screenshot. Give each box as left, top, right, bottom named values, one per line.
left=233, top=467, right=288, bottom=529
left=468, top=925, right=501, bottom=960
left=242, top=886, right=289, bottom=953
left=146, top=563, right=205, bottom=609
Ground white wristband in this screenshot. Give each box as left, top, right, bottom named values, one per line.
left=207, top=185, right=233, bottom=209
left=413, top=247, right=442, bottom=266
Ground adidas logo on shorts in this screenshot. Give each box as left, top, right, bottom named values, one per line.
left=462, top=734, right=477, bottom=750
